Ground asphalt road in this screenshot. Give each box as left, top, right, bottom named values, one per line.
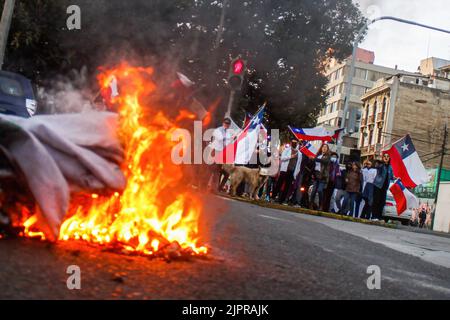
left=1, top=195, right=450, bottom=299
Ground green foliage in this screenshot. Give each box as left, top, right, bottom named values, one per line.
left=1, top=0, right=366, bottom=128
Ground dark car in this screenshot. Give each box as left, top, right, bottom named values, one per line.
left=0, top=70, right=37, bottom=118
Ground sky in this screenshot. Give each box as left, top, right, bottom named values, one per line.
left=353, top=0, right=450, bottom=72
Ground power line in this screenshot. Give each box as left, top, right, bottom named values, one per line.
left=423, top=153, right=446, bottom=163
left=420, top=150, right=443, bottom=158
left=381, top=132, right=442, bottom=146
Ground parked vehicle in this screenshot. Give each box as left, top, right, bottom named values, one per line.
left=383, top=186, right=413, bottom=225
left=0, top=70, right=37, bottom=118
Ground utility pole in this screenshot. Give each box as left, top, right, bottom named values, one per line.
left=0, top=0, right=15, bottom=70
left=431, top=123, right=448, bottom=230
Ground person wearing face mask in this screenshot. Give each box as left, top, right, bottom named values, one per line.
left=273, top=139, right=302, bottom=204
left=323, top=152, right=340, bottom=212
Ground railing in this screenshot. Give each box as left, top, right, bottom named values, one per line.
left=361, top=118, right=367, bottom=126
left=360, top=146, right=369, bottom=154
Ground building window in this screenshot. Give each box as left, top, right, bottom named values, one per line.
left=351, top=85, right=366, bottom=97
left=372, top=100, right=377, bottom=117
left=382, top=97, right=387, bottom=114
left=368, top=130, right=373, bottom=146
left=354, top=109, right=362, bottom=133
left=367, top=71, right=386, bottom=82
left=331, top=101, right=337, bottom=113
left=334, top=70, right=339, bottom=80
left=354, top=68, right=367, bottom=80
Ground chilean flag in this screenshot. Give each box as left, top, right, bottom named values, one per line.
left=300, top=142, right=319, bottom=158
left=289, top=126, right=343, bottom=142
left=385, top=134, right=429, bottom=188
left=389, top=179, right=419, bottom=215
left=215, top=106, right=265, bottom=164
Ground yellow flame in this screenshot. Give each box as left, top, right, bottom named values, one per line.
left=22, top=63, right=207, bottom=256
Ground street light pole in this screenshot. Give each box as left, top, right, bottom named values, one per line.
left=0, top=0, right=15, bottom=70
left=337, top=16, right=450, bottom=159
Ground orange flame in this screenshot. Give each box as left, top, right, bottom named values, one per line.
left=23, top=63, right=207, bottom=256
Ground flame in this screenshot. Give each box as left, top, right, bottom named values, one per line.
left=22, top=63, right=207, bottom=256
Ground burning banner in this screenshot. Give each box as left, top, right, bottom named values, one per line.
left=0, top=63, right=207, bottom=257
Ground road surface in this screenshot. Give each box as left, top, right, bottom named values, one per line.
left=1, top=195, right=450, bottom=299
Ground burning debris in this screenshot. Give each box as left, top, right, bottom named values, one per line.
left=0, top=63, right=208, bottom=259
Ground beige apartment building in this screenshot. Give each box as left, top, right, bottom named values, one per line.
left=317, top=48, right=414, bottom=160
left=359, top=69, right=450, bottom=169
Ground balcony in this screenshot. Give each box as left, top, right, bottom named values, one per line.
left=361, top=146, right=369, bottom=155
left=377, top=112, right=385, bottom=122
left=361, top=145, right=376, bottom=156
left=367, top=115, right=375, bottom=125
left=361, top=118, right=367, bottom=127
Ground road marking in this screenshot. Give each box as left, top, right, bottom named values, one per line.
left=258, top=214, right=290, bottom=222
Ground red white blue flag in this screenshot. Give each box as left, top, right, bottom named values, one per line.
left=385, top=134, right=429, bottom=188
left=300, top=142, right=319, bottom=158
left=215, top=106, right=265, bottom=164
left=389, top=179, right=419, bottom=215
left=289, top=126, right=343, bottom=142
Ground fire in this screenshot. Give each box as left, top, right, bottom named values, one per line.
left=23, top=63, right=208, bottom=256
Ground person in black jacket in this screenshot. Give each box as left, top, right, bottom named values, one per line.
left=309, top=144, right=331, bottom=211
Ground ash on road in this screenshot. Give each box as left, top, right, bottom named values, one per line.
left=1, top=195, right=450, bottom=299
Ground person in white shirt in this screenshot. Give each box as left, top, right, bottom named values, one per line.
left=211, top=118, right=234, bottom=191
left=212, top=118, right=234, bottom=153
left=272, top=140, right=302, bottom=204
left=360, top=160, right=378, bottom=219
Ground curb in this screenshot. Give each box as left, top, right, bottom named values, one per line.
left=219, top=194, right=398, bottom=230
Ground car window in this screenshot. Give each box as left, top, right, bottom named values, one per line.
left=0, top=76, right=24, bottom=97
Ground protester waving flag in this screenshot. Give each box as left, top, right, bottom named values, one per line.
left=300, top=142, right=319, bottom=158
left=288, top=126, right=343, bottom=142
left=384, top=134, right=429, bottom=188
left=215, top=105, right=265, bottom=165
left=389, top=179, right=419, bottom=215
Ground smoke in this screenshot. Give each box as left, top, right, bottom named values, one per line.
left=37, top=66, right=96, bottom=114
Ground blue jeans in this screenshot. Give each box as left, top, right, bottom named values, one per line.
left=343, top=192, right=359, bottom=217
left=361, top=183, right=374, bottom=219
left=310, top=180, right=326, bottom=209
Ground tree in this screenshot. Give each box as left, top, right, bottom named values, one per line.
left=1, top=0, right=366, bottom=129
left=2, top=0, right=70, bottom=83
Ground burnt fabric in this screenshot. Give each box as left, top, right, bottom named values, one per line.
left=0, top=112, right=126, bottom=241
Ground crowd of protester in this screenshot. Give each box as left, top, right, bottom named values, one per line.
left=216, top=136, right=396, bottom=222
